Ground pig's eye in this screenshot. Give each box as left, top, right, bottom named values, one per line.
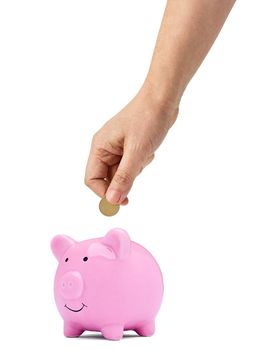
left=83, top=256, right=88, bottom=262
left=65, top=258, right=69, bottom=262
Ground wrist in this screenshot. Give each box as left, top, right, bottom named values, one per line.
left=139, top=78, right=180, bottom=128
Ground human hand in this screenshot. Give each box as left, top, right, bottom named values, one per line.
left=84, top=86, right=178, bottom=205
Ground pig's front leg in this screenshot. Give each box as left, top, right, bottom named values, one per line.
left=101, top=324, right=124, bottom=340
left=135, top=320, right=155, bottom=337
left=64, top=321, right=84, bottom=337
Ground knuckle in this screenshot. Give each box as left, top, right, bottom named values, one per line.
left=91, top=132, right=100, bottom=145
left=113, top=170, right=133, bottom=186
left=84, top=177, right=92, bottom=188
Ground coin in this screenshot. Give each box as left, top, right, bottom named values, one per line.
left=99, top=198, right=120, bottom=217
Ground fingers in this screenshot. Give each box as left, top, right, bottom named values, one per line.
left=107, top=164, right=129, bottom=205
left=105, top=147, right=147, bottom=205
left=85, top=142, right=154, bottom=206
left=85, top=154, right=110, bottom=198
left=85, top=143, right=122, bottom=197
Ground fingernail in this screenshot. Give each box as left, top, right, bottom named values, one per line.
left=106, top=189, right=125, bottom=204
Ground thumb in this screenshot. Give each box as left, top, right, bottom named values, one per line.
left=106, top=149, right=142, bottom=205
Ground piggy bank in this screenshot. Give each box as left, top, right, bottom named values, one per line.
left=51, top=228, right=163, bottom=340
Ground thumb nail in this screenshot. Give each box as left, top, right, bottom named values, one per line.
left=106, top=189, right=125, bottom=204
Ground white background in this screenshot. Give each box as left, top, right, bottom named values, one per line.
left=0, top=1, right=259, bottom=349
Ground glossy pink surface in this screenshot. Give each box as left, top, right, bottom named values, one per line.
left=51, top=228, right=163, bottom=340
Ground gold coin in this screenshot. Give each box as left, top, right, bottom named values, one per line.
left=99, top=198, right=120, bottom=217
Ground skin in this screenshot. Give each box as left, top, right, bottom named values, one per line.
left=85, top=0, right=236, bottom=205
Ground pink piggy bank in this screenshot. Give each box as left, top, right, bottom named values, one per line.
left=51, top=228, right=163, bottom=340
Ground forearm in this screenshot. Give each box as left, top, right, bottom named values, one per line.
left=143, top=0, right=236, bottom=119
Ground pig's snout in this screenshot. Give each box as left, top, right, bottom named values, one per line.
left=59, top=271, right=84, bottom=300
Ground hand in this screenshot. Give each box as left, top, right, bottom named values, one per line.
left=85, top=86, right=178, bottom=205
left=84, top=0, right=235, bottom=206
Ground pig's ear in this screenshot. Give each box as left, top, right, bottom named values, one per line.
left=88, top=228, right=131, bottom=260
left=51, top=235, right=76, bottom=261
left=103, top=228, right=131, bottom=260
left=88, top=242, right=116, bottom=260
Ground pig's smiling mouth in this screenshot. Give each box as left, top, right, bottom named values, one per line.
left=64, top=303, right=87, bottom=312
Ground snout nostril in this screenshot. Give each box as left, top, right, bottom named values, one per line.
left=61, top=281, right=73, bottom=288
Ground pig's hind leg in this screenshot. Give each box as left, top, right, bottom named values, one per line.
left=135, top=320, right=155, bottom=337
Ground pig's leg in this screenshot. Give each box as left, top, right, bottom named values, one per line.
left=63, top=321, right=84, bottom=337
left=101, top=324, right=124, bottom=340
left=135, top=320, right=155, bottom=336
